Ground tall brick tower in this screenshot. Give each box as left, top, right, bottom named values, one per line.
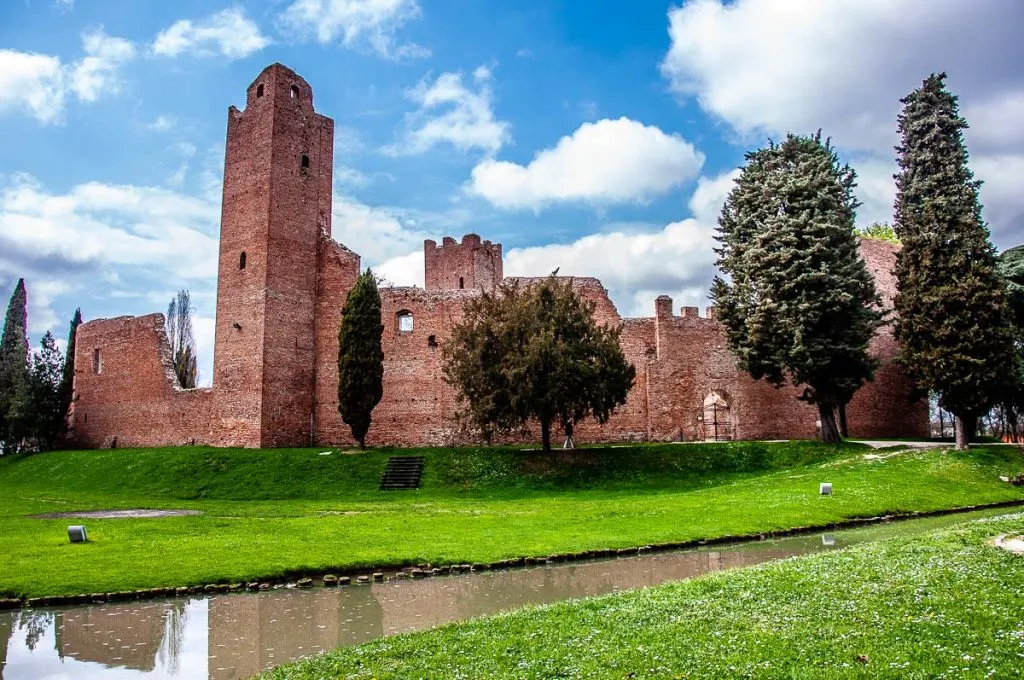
left=212, top=63, right=334, bottom=447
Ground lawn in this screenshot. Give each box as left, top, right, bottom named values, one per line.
left=0, top=441, right=1022, bottom=600
left=261, top=511, right=1024, bottom=679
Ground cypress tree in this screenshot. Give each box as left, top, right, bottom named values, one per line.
left=892, top=73, right=1015, bottom=450
left=57, top=308, right=82, bottom=442
left=337, top=270, right=384, bottom=448
left=711, top=133, right=884, bottom=443
left=0, top=279, right=30, bottom=453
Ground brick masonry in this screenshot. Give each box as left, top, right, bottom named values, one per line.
left=68, top=64, right=929, bottom=449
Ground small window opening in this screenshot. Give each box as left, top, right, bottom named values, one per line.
left=397, top=311, right=414, bottom=333
left=256, top=83, right=264, bottom=98
left=301, top=154, right=310, bottom=169
left=459, top=276, right=464, bottom=289
left=290, top=85, right=299, bottom=99
left=428, top=335, right=438, bottom=348
left=239, top=251, right=247, bottom=270
left=92, top=348, right=102, bottom=374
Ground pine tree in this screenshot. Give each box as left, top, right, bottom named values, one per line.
left=0, top=279, right=30, bottom=454
left=166, top=290, right=198, bottom=388
left=892, top=73, right=1015, bottom=450
left=57, top=308, right=82, bottom=441
left=337, top=270, right=384, bottom=448
left=444, top=274, right=635, bottom=452
left=27, top=331, right=65, bottom=451
left=711, top=133, right=884, bottom=443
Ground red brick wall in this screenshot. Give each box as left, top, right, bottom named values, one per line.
left=424, top=234, right=503, bottom=291
left=69, top=64, right=928, bottom=450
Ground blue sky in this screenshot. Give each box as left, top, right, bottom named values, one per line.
left=2, top=0, right=1023, bottom=385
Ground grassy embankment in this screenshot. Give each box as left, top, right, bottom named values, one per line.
left=0, top=441, right=1022, bottom=599
left=262, top=511, right=1024, bottom=679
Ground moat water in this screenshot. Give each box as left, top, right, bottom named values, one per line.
left=0, top=508, right=1010, bottom=680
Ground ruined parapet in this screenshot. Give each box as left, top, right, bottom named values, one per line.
left=424, top=233, right=503, bottom=291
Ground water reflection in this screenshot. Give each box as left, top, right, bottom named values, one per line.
left=0, top=509, right=1009, bottom=679
left=0, top=539, right=815, bottom=679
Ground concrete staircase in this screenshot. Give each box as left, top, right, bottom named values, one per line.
left=380, top=456, right=424, bottom=491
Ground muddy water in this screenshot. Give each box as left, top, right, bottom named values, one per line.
left=0, top=508, right=1011, bottom=679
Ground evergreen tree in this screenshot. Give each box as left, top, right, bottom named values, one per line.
left=0, top=279, right=30, bottom=454
left=27, top=332, right=65, bottom=451
left=444, top=274, right=635, bottom=452
left=892, top=73, right=1015, bottom=450
left=57, top=308, right=82, bottom=441
left=711, top=133, right=884, bottom=444
left=337, top=270, right=384, bottom=448
left=166, top=290, right=198, bottom=388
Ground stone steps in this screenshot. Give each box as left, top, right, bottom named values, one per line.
left=380, top=456, right=424, bottom=491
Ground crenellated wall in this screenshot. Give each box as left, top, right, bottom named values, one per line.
left=69, top=63, right=929, bottom=450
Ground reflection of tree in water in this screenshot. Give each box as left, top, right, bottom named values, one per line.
left=157, top=600, right=189, bottom=674
left=16, top=610, right=52, bottom=652
left=1, top=613, right=14, bottom=676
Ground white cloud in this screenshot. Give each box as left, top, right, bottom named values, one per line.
left=503, top=170, right=738, bottom=317
left=470, top=117, right=705, bottom=211
left=0, top=50, right=65, bottom=123
left=153, top=6, right=270, bottom=59
left=331, top=195, right=433, bottom=268
left=148, top=115, right=176, bottom=132
left=0, top=173, right=220, bottom=283
left=0, top=30, right=135, bottom=124
left=279, top=0, right=428, bottom=59
left=388, top=66, right=510, bottom=156
left=660, top=0, right=1024, bottom=246
left=70, top=29, right=135, bottom=102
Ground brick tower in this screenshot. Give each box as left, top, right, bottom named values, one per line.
left=212, top=63, right=334, bottom=447
left=423, top=234, right=503, bottom=291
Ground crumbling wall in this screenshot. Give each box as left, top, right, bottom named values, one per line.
left=70, top=314, right=221, bottom=448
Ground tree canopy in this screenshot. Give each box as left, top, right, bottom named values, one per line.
left=444, top=274, right=635, bottom=451
left=892, top=73, right=1014, bottom=449
left=711, top=132, right=884, bottom=443
left=337, top=270, right=384, bottom=449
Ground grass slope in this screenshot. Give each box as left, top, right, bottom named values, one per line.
left=0, top=442, right=1022, bottom=599
left=263, top=512, right=1024, bottom=679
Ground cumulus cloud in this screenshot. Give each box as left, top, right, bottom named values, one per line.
left=470, top=117, right=705, bottom=211
left=0, top=173, right=219, bottom=284
left=70, top=29, right=135, bottom=101
left=0, top=50, right=65, bottom=123
left=279, top=0, right=428, bottom=59
left=388, top=66, right=511, bottom=156
left=503, top=169, right=738, bottom=317
left=153, top=6, right=270, bottom=59
left=660, top=0, right=1024, bottom=246
left=0, top=174, right=220, bottom=346
left=0, top=29, right=135, bottom=124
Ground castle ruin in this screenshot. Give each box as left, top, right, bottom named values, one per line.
left=69, top=64, right=929, bottom=448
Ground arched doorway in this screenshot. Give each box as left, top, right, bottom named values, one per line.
left=702, top=391, right=732, bottom=441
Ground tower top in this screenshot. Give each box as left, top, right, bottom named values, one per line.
left=240, top=62, right=315, bottom=112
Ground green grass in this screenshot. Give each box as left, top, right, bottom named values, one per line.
left=0, top=441, right=1022, bottom=600
left=261, top=512, right=1024, bottom=679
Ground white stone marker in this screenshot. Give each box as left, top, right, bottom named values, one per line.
left=820, top=482, right=833, bottom=495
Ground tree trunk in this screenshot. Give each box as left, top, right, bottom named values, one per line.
left=358, top=435, right=366, bottom=450
left=818, top=404, right=841, bottom=444
left=837, top=403, right=849, bottom=439
left=954, top=414, right=969, bottom=450
left=540, top=418, right=552, bottom=452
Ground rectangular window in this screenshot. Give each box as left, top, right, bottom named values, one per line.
left=93, top=348, right=102, bottom=374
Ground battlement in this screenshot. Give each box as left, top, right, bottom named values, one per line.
left=424, top=233, right=503, bottom=291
